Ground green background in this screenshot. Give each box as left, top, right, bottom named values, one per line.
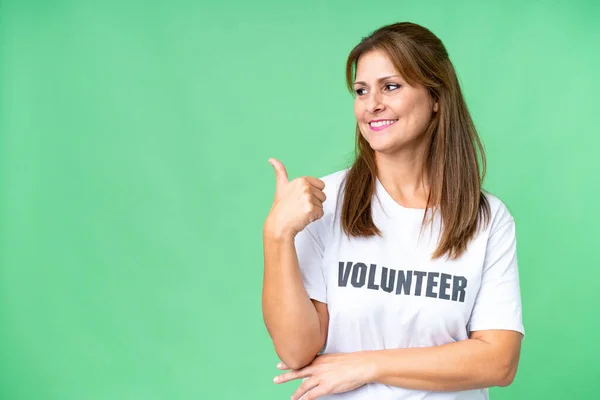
left=1, top=0, right=598, bottom=398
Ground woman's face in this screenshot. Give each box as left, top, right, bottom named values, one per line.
left=353, top=49, right=438, bottom=155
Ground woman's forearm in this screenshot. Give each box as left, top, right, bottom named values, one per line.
left=360, top=338, right=513, bottom=392
left=262, top=224, right=323, bottom=370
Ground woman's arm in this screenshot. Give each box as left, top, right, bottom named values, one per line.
left=262, top=224, right=325, bottom=370
left=274, top=330, right=522, bottom=399
left=363, top=329, right=523, bottom=391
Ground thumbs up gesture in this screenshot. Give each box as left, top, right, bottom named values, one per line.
left=265, top=158, right=327, bottom=239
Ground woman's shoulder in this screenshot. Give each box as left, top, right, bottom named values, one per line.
left=481, top=189, right=517, bottom=234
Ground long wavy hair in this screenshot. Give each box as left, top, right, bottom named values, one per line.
left=341, top=22, right=491, bottom=261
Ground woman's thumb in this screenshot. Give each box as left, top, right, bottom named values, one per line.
left=268, top=158, right=289, bottom=192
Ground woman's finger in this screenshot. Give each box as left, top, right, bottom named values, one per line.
left=273, top=366, right=314, bottom=384
left=291, top=377, right=320, bottom=400
left=300, top=384, right=330, bottom=400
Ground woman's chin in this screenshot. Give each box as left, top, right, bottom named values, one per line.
left=366, top=134, right=395, bottom=149
left=368, top=141, right=396, bottom=153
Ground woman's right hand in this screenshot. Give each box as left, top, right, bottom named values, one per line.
left=264, top=158, right=327, bottom=239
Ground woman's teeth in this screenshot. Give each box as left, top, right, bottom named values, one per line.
left=369, top=119, right=398, bottom=128
left=368, top=119, right=398, bottom=131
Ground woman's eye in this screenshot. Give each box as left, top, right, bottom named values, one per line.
left=354, top=84, right=399, bottom=96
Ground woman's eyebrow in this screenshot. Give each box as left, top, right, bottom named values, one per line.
left=353, top=75, right=402, bottom=86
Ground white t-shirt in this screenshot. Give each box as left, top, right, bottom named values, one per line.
left=294, top=168, right=525, bottom=400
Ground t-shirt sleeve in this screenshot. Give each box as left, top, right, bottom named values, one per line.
left=293, top=222, right=327, bottom=304
left=467, top=213, right=525, bottom=338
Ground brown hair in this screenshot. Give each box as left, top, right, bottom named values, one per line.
left=341, top=21, right=491, bottom=261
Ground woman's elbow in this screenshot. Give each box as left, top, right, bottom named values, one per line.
left=270, top=324, right=325, bottom=370
left=278, top=348, right=319, bottom=370
left=496, top=363, right=519, bottom=387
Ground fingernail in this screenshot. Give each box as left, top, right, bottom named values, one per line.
left=273, top=376, right=279, bottom=383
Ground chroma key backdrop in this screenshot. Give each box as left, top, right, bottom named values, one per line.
left=1, top=0, right=599, bottom=399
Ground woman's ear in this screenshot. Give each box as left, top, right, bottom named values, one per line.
left=433, top=102, right=439, bottom=112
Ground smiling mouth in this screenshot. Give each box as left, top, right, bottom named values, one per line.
left=368, top=119, right=398, bottom=131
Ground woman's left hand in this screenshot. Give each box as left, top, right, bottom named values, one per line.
left=273, top=352, right=375, bottom=400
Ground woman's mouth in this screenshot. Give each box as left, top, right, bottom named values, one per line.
left=368, top=119, right=398, bottom=132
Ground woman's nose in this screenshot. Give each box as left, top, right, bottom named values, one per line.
left=366, top=93, right=384, bottom=114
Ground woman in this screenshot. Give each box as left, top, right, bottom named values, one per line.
left=262, top=21, right=524, bottom=400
